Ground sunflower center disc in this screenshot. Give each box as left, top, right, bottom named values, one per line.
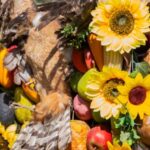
left=129, top=86, right=146, bottom=105
left=103, top=78, right=124, bottom=102
left=110, top=9, right=134, bottom=35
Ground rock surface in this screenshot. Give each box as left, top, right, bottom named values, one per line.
left=25, top=18, right=70, bottom=93
left=11, top=0, right=70, bottom=93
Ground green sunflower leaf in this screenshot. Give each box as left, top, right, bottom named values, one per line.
left=132, top=129, right=140, bottom=140
left=120, top=131, right=130, bottom=142
left=114, top=113, right=140, bottom=146
left=136, top=62, right=150, bottom=77
left=130, top=62, right=150, bottom=78
left=115, top=116, right=125, bottom=128
left=129, top=70, right=139, bottom=78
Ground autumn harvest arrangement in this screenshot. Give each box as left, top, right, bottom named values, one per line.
left=0, top=0, right=150, bottom=150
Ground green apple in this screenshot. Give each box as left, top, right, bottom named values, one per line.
left=92, top=111, right=105, bottom=123
left=77, top=68, right=101, bottom=101
left=14, top=88, right=33, bottom=124
left=69, top=71, right=83, bottom=92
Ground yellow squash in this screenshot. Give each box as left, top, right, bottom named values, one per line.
left=0, top=48, right=13, bottom=88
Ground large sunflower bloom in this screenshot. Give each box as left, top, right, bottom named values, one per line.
left=107, top=142, right=131, bottom=150
left=118, top=73, right=150, bottom=120
left=90, top=66, right=128, bottom=119
left=90, top=0, right=150, bottom=54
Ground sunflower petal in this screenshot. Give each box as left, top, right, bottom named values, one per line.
left=90, top=97, right=104, bottom=109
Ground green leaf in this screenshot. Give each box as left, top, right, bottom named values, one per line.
left=135, top=62, right=150, bottom=77
left=127, top=139, right=133, bottom=146
left=132, top=129, right=140, bottom=140
left=60, top=23, right=89, bottom=49
left=129, top=70, right=139, bottom=78
left=114, top=113, right=139, bottom=146
left=130, top=62, right=150, bottom=78
left=130, top=118, right=135, bottom=127
left=120, top=131, right=130, bottom=143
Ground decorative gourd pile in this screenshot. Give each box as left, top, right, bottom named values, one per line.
left=0, top=0, right=150, bottom=150
left=0, top=46, right=40, bottom=149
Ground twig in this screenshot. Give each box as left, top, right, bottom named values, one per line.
left=9, top=102, right=43, bottom=114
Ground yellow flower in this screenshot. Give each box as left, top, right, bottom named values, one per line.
left=90, top=66, right=128, bottom=119
left=21, top=121, right=29, bottom=129
left=0, top=123, right=5, bottom=134
left=107, top=142, right=131, bottom=150
left=118, top=73, right=150, bottom=120
left=90, top=0, right=150, bottom=54
left=0, top=123, right=18, bottom=149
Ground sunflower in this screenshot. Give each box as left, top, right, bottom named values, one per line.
left=90, top=0, right=150, bottom=54
left=90, top=66, right=128, bottom=119
left=107, top=142, right=131, bottom=150
left=118, top=73, right=150, bottom=120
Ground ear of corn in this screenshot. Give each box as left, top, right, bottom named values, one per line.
left=104, top=50, right=123, bottom=69
left=88, top=33, right=123, bottom=70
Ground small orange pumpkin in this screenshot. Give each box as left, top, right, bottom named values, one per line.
left=22, top=82, right=40, bottom=103
left=0, top=48, right=13, bottom=88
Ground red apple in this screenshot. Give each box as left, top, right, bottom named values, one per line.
left=72, top=49, right=88, bottom=73
left=84, top=50, right=95, bottom=69
left=87, top=126, right=112, bottom=150
left=73, top=95, right=92, bottom=121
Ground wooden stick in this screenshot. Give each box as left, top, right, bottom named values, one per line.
left=10, top=102, right=43, bottom=114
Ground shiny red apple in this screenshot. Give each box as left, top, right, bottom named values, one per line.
left=87, top=126, right=112, bottom=150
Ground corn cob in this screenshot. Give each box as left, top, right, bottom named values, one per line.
left=88, top=34, right=123, bottom=70
left=104, top=50, right=123, bottom=69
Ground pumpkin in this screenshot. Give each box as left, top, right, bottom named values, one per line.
left=88, top=33, right=104, bottom=71
left=0, top=48, right=13, bottom=88
left=22, top=83, right=40, bottom=103
left=67, top=120, right=90, bottom=150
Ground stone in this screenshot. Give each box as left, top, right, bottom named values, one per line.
left=11, top=0, right=71, bottom=93
left=25, top=18, right=70, bottom=93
